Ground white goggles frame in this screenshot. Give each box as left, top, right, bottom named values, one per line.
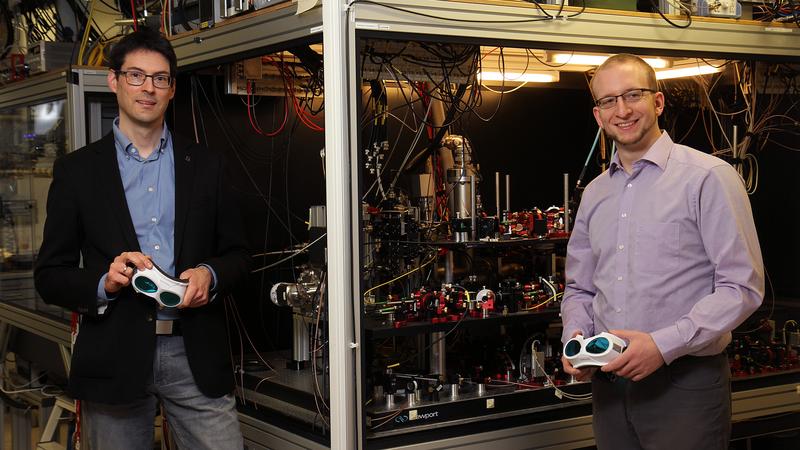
left=564, top=332, right=627, bottom=369
left=131, top=264, right=188, bottom=308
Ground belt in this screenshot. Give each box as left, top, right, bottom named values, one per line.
left=155, top=319, right=182, bottom=336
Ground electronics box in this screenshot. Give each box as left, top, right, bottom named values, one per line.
left=27, top=42, right=74, bottom=74
left=253, top=0, right=291, bottom=10
left=658, top=0, right=742, bottom=18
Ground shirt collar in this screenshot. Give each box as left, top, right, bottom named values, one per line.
left=608, top=131, right=673, bottom=176
left=112, top=117, right=169, bottom=158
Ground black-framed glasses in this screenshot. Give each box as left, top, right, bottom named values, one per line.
left=595, top=88, right=655, bottom=110
left=115, top=70, right=173, bottom=89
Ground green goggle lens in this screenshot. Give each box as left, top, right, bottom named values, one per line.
left=159, top=291, right=182, bottom=307
left=564, top=340, right=582, bottom=357
left=134, top=276, right=158, bottom=293
left=586, top=337, right=610, bottom=354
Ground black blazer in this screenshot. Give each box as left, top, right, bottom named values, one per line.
left=34, top=132, right=250, bottom=404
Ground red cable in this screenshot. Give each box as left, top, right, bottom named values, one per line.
left=267, top=55, right=324, bottom=132
left=417, top=82, right=434, bottom=140
left=70, top=312, right=81, bottom=447
left=283, top=65, right=323, bottom=132
left=246, top=81, right=288, bottom=137
left=130, top=0, right=138, bottom=31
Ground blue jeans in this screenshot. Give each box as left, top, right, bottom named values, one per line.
left=81, top=335, right=243, bottom=450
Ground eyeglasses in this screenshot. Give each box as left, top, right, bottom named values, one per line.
left=595, top=88, right=655, bottom=110
left=563, top=332, right=627, bottom=368
left=131, top=264, right=187, bottom=308
left=116, top=70, right=173, bottom=89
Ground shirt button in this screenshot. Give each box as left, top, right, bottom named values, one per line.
left=154, top=244, right=160, bottom=251
left=627, top=183, right=633, bottom=188
left=621, top=213, right=628, bottom=218
left=148, top=186, right=154, bottom=192
left=618, top=244, right=625, bottom=250
left=151, top=217, right=157, bottom=223
left=616, top=308, right=622, bottom=313
left=617, top=276, right=623, bottom=281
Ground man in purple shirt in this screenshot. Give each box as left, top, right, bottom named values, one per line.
left=560, top=54, right=764, bottom=449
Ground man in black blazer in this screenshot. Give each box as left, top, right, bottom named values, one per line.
left=34, top=28, right=249, bottom=450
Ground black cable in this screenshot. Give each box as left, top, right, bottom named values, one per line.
left=528, top=48, right=572, bottom=67
left=700, top=58, right=734, bottom=69
left=350, top=0, right=553, bottom=24
left=284, top=116, right=301, bottom=282
left=649, top=0, right=692, bottom=28
left=401, top=83, right=469, bottom=172
left=195, top=74, right=302, bottom=241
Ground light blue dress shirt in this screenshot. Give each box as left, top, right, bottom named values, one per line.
left=97, top=119, right=178, bottom=320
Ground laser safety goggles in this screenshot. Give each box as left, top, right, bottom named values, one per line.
left=131, top=263, right=188, bottom=308
left=564, top=332, right=627, bottom=368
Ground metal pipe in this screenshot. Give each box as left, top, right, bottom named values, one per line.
left=430, top=332, right=446, bottom=378
left=470, top=175, right=477, bottom=241
left=563, top=173, right=570, bottom=233
left=292, top=313, right=310, bottom=364
left=505, top=174, right=511, bottom=212
left=495, top=172, right=500, bottom=216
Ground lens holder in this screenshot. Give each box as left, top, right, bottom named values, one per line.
left=131, top=263, right=188, bottom=308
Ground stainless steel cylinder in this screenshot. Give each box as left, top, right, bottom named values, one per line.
left=292, top=314, right=310, bottom=363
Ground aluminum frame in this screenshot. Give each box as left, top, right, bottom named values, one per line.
left=165, top=3, right=800, bottom=448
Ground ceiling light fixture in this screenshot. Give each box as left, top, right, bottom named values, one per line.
left=655, top=64, right=721, bottom=80
left=547, top=53, right=672, bottom=69
left=477, top=71, right=560, bottom=83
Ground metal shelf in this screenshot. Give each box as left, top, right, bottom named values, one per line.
left=349, top=0, right=800, bottom=59
left=170, top=1, right=799, bottom=69
left=171, top=3, right=324, bottom=71
left=0, top=302, right=71, bottom=348
left=0, top=70, right=67, bottom=110
left=163, top=3, right=800, bottom=449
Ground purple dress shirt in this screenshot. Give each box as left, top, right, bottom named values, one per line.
left=561, top=131, right=764, bottom=364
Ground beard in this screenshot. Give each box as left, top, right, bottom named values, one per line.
left=605, top=116, right=659, bottom=152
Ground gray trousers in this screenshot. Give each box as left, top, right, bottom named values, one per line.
left=592, top=353, right=731, bottom=450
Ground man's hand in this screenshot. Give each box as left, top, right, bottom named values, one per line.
left=178, top=266, right=212, bottom=308
left=104, top=251, right=152, bottom=295
left=561, top=331, right=597, bottom=382
left=601, top=329, right=665, bottom=381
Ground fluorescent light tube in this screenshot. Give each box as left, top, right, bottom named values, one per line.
left=655, top=65, right=721, bottom=80
left=548, top=53, right=671, bottom=69
left=477, top=71, right=560, bottom=83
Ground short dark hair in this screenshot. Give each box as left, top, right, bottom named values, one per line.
left=108, top=28, right=177, bottom=77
